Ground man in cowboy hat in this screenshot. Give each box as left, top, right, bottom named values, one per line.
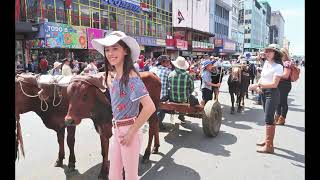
left=168, top=56, right=199, bottom=123
left=61, top=58, right=72, bottom=76
left=149, top=55, right=172, bottom=129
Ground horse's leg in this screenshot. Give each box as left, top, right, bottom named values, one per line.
left=98, top=122, right=112, bottom=180
left=66, top=126, right=76, bottom=171
left=237, top=94, right=242, bottom=113
left=142, top=118, right=154, bottom=163
left=230, top=92, right=235, bottom=114
left=151, top=114, right=160, bottom=154
left=54, top=127, right=65, bottom=167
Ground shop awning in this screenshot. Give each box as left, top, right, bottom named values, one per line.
left=15, top=22, right=38, bottom=33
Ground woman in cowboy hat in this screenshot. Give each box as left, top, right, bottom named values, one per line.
left=274, top=48, right=292, bottom=125
left=61, top=58, right=73, bottom=76
left=92, top=31, right=155, bottom=180
left=249, top=44, right=283, bottom=154
left=49, top=61, right=62, bottom=75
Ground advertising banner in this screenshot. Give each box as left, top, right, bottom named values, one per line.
left=87, top=28, right=104, bottom=49
left=44, top=22, right=87, bottom=49
left=29, top=39, right=46, bottom=48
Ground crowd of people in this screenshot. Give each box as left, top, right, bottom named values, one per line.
left=15, top=30, right=301, bottom=179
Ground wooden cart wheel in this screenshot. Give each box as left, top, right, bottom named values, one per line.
left=202, top=100, right=222, bottom=137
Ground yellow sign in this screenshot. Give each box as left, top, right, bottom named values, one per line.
left=156, top=39, right=166, bottom=46
left=140, top=45, right=145, bottom=51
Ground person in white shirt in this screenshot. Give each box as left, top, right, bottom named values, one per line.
left=61, top=58, right=73, bottom=76
left=84, top=59, right=98, bottom=75
left=249, top=44, right=283, bottom=154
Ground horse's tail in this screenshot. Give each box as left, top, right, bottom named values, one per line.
left=16, top=119, right=25, bottom=160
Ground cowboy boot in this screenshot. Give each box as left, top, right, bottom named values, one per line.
left=275, top=116, right=285, bottom=125
left=257, top=125, right=275, bottom=153
left=273, top=114, right=280, bottom=125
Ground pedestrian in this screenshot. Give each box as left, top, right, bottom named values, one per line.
left=254, top=52, right=266, bottom=105
left=49, top=61, right=62, bottom=75
left=168, top=56, right=199, bottom=123
left=149, top=55, right=172, bottom=130
left=249, top=44, right=283, bottom=154
left=39, top=56, right=49, bottom=74
left=200, top=60, right=221, bottom=106
left=71, top=59, right=80, bottom=75
left=92, top=31, right=156, bottom=180
left=84, top=59, right=98, bottom=75
left=61, top=58, right=73, bottom=76
left=274, top=48, right=292, bottom=125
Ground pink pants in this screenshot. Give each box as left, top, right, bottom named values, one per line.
left=108, top=118, right=143, bottom=180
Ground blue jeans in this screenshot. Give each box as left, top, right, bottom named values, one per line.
left=262, top=88, right=280, bottom=125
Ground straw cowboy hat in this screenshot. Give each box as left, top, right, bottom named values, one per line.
left=264, top=44, right=283, bottom=55
left=171, top=56, right=189, bottom=70
left=91, top=31, right=140, bottom=62
left=53, top=62, right=62, bottom=69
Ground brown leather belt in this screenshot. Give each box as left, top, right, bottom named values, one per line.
left=112, top=118, right=135, bottom=128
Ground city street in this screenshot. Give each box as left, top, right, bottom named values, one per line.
left=15, top=67, right=305, bottom=180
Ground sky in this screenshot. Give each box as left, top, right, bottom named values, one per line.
left=265, top=0, right=305, bottom=56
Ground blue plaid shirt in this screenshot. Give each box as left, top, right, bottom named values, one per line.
left=149, top=65, right=171, bottom=99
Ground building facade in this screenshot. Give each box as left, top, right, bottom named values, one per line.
left=172, top=0, right=214, bottom=58
left=15, top=0, right=173, bottom=65
left=239, top=0, right=267, bottom=52
left=213, top=0, right=236, bottom=56
left=260, top=1, right=271, bottom=46
left=271, top=10, right=285, bottom=47
left=230, top=0, right=244, bottom=55
left=283, top=37, right=290, bottom=52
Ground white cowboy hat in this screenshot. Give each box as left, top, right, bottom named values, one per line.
left=172, top=56, right=189, bottom=70
left=53, top=62, right=62, bottom=69
left=91, top=31, right=140, bottom=62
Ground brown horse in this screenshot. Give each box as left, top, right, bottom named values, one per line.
left=227, top=65, right=250, bottom=114
left=64, top=71, right=161, bottom=178
left=15, top=73, right=74, bottom=168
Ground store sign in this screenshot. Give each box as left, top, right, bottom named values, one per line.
left=224, top=40, right=236, bottom=51
left=176, top=39, right=188, bottom=50
left=133, top=36, right=157, bottom=46
left=214, top=39, right=223, bottom=47
left=87, top=28, right=104, bottom=49
left=192, top=41, right=214, bottom=49
left=102, top=0, right=141, bottom=13
left=156, top=39, right=166, bottom=46
left=29, top=39, right=45, bottom=48
left=44, top=22, right=87, bottom=49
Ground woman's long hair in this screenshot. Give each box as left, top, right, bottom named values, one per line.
left=273, top=51, right=283, bottom=66
left=104, top=40, right=140, bottom=92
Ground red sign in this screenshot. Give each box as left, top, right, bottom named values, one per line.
left=176, top=39, right=188, bottom=50
left=166, top=39, right=175, bottom=47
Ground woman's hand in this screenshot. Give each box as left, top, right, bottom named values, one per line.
left=249, top=84, right=258, bottom=91
left=119, top=128, right=136, bottom=146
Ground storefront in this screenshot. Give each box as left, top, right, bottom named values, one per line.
left=132, top=35, right=166, bottom=59
left=191, top=41, right=214, bottom=57
left=28, top=22, right=88, bottom=64
left=165, top=39, right=188, bottom=59
left=214, top=38, right=236, bottom=58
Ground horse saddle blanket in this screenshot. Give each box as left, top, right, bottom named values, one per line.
left=37, top=75, right=74, bottom=87
left=71, top=72, right=107, bottom=92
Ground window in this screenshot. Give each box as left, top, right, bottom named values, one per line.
left=44, top=0, right=55, bottom=22
left=101, top=10, right=109, bottom=30
left=135, top=20, right=140, bottom=35
left=56, top=0, right=66, bottom=23
left=80, top=5, right=90, bottom=26
left=92, top=9, right=100, bottom=28
left=110, top=12, right=116, bottom=30
left=80, top=0, right=89, bottom=5
left=71, top=2, right=79, bottom=25
left=117, top=14, right=125, bottom=32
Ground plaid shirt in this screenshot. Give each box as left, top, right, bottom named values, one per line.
left=150, top=65, right=171, bottom=99
left=168, top=68, right=194, bottom=103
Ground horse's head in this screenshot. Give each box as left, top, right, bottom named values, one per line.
left=65, top=77, right=113, bottom=127
left=230, top=66, right=242, bottom=83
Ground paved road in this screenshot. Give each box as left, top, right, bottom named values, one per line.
left=16, top=67, right=305, bottom=180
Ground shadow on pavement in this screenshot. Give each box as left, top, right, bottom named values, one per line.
left=62, top=163, right=102, bottom=180
left=288, top=106, right=305, bottom=113
left=273, top=147, right=305, bottom=165
left=221, top=103, right=265, bottom=128
left=284, top=124, right=305, bottom=132
left=139, top=150, right=201, bottom=180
